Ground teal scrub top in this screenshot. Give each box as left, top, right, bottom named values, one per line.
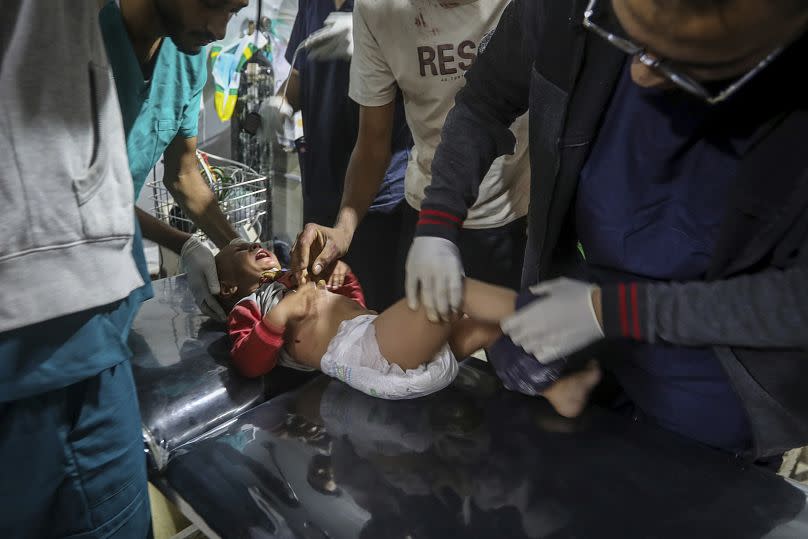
left=99, top=0, right=207, bottom=198
left=0, top=2, right=209, bottom=401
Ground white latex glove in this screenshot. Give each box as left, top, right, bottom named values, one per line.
left=501, top=278, right=605, bottom=364
left=305, top=12, right=353, bottom=61
left=180, top=236, right=226, bottom=321
left=405, top=237, right=464, bottom=323
left=258, top=96, right=294, bottom=148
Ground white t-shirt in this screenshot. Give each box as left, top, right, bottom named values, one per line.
left=350, top=0, right=530, bottom=229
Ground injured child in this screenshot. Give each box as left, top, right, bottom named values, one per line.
left=216, top=242, right=599, bottom=414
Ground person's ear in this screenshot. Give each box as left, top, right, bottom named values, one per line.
left=219, top=280, right=239, bottom=299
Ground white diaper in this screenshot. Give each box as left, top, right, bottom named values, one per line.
left=319, top=315, right=458, bottom=400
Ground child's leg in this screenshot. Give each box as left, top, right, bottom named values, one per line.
left=373, top=278, right=517, bottom=370
left=444, top=278, right=519, bottom=359
left=541, top=360, right=602, bottom=417
left=447, top=318, right=501, bottom=359
left=373, top=284, right=601, bottom=416
left=373, top=300, right=453, bottom=371
left=461, top=279, right=518, bottom=324
left=457, top=279, right=602, bottom=418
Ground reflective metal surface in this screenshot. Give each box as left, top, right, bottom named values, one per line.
left=162, top=362, right=808, bottom=539
left=129, top=275, right=313, bottom=470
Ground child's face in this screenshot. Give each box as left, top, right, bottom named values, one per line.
left=215, top=242, right=281, bottom=301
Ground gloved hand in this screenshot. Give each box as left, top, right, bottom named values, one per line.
left=405, top=237, right=465, bottom=323
left=487, top=333, right=569, bottom=397
left=501, top=278, right=604, bottom=364
left=259, top=96, right=294, bottom=148
left=180, top=236, right=226, bottom=321
left=305, top=12, right=353, bottom=61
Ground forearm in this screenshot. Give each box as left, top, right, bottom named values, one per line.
left=334, top=136, right=391, bottom=238
left=164, top=167, right=238, bottom=249
left=279, top=69, right=301, bottom=111
left=136, top=207, right=190, bottom=254
left=601, top=266, right=808, bottom=348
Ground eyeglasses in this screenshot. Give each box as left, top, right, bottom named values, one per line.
left=582, top=0, right=784, bottom=104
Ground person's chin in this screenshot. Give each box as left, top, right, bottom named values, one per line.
left=173, top=38, right=207, bottom=55
left=176, top=43, right=205, bottom=55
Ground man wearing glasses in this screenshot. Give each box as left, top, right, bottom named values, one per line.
left=415, top=0, right=808, bottom=461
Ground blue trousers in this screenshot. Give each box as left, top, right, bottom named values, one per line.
left=344, top=202, right=407, bottom=311
left=0, top=361, right=150, bottom=538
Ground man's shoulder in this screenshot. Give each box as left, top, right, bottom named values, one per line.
left=354, top=0, right=408, bottom=20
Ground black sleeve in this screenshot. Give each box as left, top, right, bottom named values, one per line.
left=285, top=1, right=309, bottom=67
left=417, top=0, right=533, bottom=242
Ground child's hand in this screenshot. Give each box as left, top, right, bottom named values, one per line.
left=268, top=282, right=326, bottom=326
left=327, top=261, right=351, bottom=290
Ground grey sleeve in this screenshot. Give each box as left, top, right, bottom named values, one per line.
left=601, top=266, right=808, bottom=348
left=645, top=267, right=808, bottom=348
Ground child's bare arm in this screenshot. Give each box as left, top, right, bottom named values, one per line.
left=228, top=302, right=285, bottom=378
left=268, top=282, right=325, bottom=327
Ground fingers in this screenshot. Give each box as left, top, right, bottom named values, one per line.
left=448, top=273, right=464, bottom=317
left=405, top=267, right=420, bottom=311
left=527, top=280, right=554, bottom=296
left=432, top=274, right=451, bottom=322
left=421, top=274, right=439, bottom=323
left=292, top=224, right=347, bottom=278
left=291, top=225, right=316, bottom=281
left=203, top=261, right=221, bottom=296
left=327, top=268, right=345, bottom=289
left=312, top=239, right=339, bottom=276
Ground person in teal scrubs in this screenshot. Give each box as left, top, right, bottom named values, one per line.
left=1, top=2, right=250, bottom=537
left=101, top=0, right=250, bottom=321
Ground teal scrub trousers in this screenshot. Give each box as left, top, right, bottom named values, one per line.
left=0, top=360, right=151, bottom=538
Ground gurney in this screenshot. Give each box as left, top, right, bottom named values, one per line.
left=130, top=276, right=808, bottom=538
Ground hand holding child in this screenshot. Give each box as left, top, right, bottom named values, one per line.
left=326, top=261, right=351, bottom=290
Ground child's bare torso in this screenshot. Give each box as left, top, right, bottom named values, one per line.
left=284, top=288, right=373, bottom=369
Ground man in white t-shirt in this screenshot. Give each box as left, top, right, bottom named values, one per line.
left=291, top=0, right=530, bottom=322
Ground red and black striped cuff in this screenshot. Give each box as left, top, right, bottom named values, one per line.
left=601, top=283, right=648, bottom=341
left=415, top=207, right=462, bottom=243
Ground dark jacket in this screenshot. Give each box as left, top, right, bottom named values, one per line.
left=418, top=0, right=808, bottom=458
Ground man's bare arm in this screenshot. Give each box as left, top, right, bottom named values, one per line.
left=162, top=136, right=239, bottom=249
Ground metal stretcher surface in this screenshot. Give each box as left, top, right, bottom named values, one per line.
left=131, top=277, right=808, bottom=538
left=128, top=276, right=315, bottom=471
